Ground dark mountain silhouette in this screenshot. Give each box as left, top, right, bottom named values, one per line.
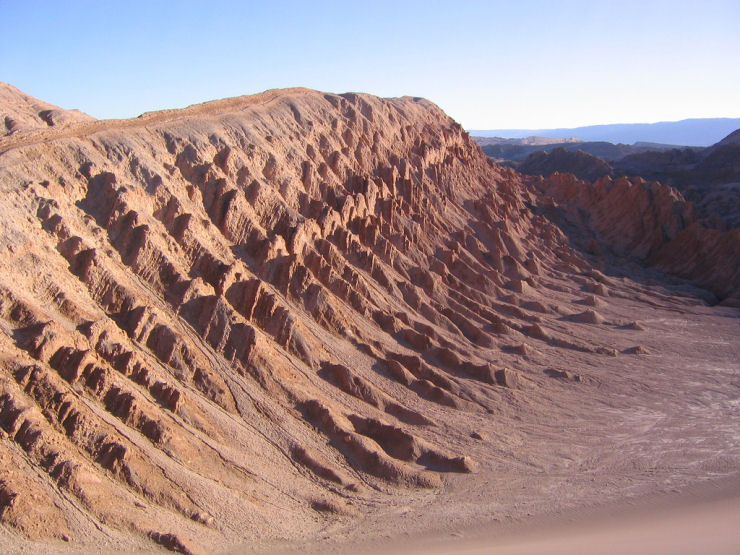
left=492, top=130, right=740, bottom=228
left=517, top=148, right=612, bottom=182
left=471, top=118, right=740, bottom=147
left=477, top=139, right=678, bottom=163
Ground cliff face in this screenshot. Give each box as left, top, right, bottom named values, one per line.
left=0, top=87, right=737, bottom=551
left=534, top=173, right=740, bottom=304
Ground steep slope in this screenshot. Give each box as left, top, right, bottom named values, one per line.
left=691, top=129, right=740, bottom=184
left=534, top=173, right=740, bottom=304
left=0, top=88, right=738, bottom=553
left=0, top=88, right=569, bottom=550
left=0, top=82, right=94, bottom=135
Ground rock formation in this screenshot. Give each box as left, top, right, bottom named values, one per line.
left=0, top=85, right=737, bottom=552
left=534, top=173, right=740, bottom=305
left=1, top=83, right=93, bottom=136
left=485, top=128, right=740, bottom=229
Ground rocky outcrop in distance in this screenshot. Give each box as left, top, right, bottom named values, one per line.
left=518, top=147, right=613, bottom=182
left=533, top=173, right=740, bottom=305
left=482, top=129, right=740, bottom=229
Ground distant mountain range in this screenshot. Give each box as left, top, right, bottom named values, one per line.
left=474, top=129, right=740, bottom=228
left=475, top=138, right=680, bottom=165
left=469, top=118, right=740, bottom=147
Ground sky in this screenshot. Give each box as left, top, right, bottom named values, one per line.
left=1, top=0, right=739, bottom=129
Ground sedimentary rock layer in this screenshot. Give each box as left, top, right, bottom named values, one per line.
left=0, top=85, right=736, bottom=552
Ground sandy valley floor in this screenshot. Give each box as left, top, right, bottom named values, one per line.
left=249, top=274, right=740, bottom=554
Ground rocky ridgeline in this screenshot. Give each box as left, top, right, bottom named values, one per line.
left=535, top=173, right=740, bottom=305
left=0, top=86, right=734, bottom=551
left=1, top=83, right=93, bottom=136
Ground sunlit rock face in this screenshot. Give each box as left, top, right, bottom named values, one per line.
left=0, top=85, right=737, bottom=552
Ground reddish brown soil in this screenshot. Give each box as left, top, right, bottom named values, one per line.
left=0, top=85, right=737, bottom=553
left=1, top=83, right=93, bottom=136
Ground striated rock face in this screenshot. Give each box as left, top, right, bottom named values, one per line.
left=0, top=86, right=737, bottom=551
left=534, top=172, right=740, bottom=304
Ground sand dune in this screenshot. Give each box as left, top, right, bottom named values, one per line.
left=372, top=478, right=740, bottom=555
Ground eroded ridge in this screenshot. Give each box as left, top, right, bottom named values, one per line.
left=0, top=87, right=732, bottom=552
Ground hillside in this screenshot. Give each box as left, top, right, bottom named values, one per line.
left=475, top=138, right=680, bottom=164
left=517, top=148, right=613, bottom=182
left=1, top=83, right=93, bottom=136
left=0, top=86, right=738, bottom=553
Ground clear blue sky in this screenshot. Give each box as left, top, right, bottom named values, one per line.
left=2, top=0, right=739, bottom=129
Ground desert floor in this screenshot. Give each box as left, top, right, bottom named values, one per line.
left=251, top=288, right=739, bottom=554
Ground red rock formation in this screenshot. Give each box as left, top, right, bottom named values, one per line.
left=0, top=86, right=736, bottom=551
left=1, top=82, right=93, bottom=135
left=534, top=172, right=740, bottom=304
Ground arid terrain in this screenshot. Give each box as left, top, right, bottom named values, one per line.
left=475, top=128, right=740, bottom=230
left=0, top=83, right=738, bottom=554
